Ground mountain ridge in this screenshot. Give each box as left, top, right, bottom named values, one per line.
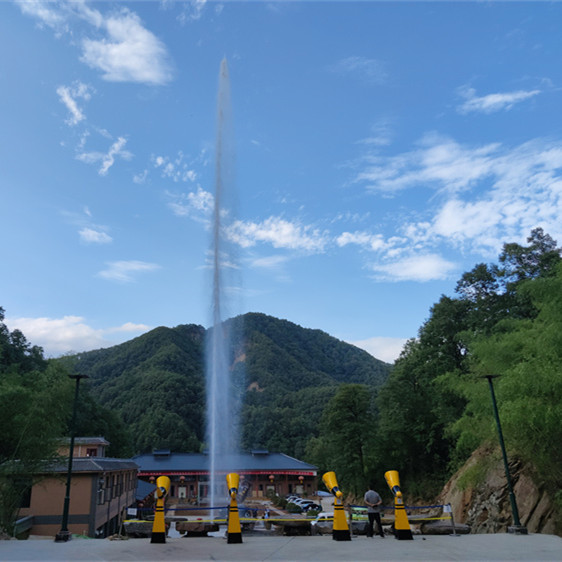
left=70, top=312, right=391, bottom=457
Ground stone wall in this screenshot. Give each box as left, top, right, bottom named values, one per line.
left=438, top=445, right=560, bottom=535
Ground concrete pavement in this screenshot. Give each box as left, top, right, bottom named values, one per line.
left=1, top=532, right=561, bottom=561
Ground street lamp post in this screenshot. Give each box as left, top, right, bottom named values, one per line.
left=483, top=375, right=528, bottom=535
left=55, top=374, right=89, bottom=542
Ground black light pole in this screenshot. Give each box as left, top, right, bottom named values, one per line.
left=55, top=373, right=89, bottom=542
left=483, top=375, right=527, bottom=535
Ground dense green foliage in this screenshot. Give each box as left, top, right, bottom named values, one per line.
left=4, top=226, right=561, bottom=525
left=70, top=324, right=206, bottom=454
left=0, top=308, right=129, bottom=533
left=235, top=313, right=389, bottom=459
left=70, top=313, right=390, bottom=457
left=306, top=384, right=377, bottom=496
left=447, top=262, right=562, bottom=487
left=370, top=228, right=562, bottom=500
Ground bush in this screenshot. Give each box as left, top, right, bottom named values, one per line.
left=286, top=502, right=303, bottom=514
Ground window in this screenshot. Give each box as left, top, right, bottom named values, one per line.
left=86, top=448, right=97, bottom=457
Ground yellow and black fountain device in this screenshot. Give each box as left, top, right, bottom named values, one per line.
left=322, top=471, right=351, bottom=541
left=226, top=472, right=243, bottom=544
left=150, top=475, right=170, bottom=543
left=384, top=470, right=413, bottom=540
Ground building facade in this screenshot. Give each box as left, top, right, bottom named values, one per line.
left=17, top=437, right=138, bottom=538
left=134, top=450, right=317, bottom=504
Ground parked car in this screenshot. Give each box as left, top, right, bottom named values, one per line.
left=301, top=502, right=321, bottom=512
left=311, top=512, right=333, bottom=535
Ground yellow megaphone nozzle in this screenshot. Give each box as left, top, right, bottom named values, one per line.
left=156, top=476, right=170, bottom=492
left=226, top=472, right=239, bottom=494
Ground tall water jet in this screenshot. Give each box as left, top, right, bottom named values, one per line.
left=206, top=58, right=240, bottom=511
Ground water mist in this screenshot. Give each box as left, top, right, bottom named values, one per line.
left=205, top=58, right=240, bottom=511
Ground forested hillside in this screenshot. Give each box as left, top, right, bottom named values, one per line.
left=0, top=308, right=131, bottom=533
left=363, top=228, right=562, bottom=508
left=69, top=313, right=390, bottom=458
left=3, top=227, right=560, bottom=533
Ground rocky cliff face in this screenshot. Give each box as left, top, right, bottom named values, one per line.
left=438, top=445, right=560, bottom=535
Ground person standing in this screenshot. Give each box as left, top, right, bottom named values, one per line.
left=364, top=486, right=385, bottom=538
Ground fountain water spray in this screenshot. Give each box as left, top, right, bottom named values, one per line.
left=206, top=58, right=240, bottom=512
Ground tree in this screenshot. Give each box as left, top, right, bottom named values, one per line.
left=0, top=310, right=74, bottom=534
left=499, top=227, right=561, bottom=285
left=307, top=384, right=376, bottom=497
left=452, top=263, right=562, bottom=491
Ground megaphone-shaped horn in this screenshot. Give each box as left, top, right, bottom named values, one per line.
left=226, top=472, right=240, bottom=499
left=384, top=470, right=402, bottom=498
left=156, top=476, right=171, bottom=499
left=322, top=471, right=343, bottom=499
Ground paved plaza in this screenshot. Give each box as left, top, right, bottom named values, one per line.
left=1, top=532, right=561, bottom=562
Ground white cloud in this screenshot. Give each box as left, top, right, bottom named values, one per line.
left=153, top=152, right=199, bottom=182
left=18, top=3, right=172, bottom=85
left=369, top=254, right=458, bottom=282
left=350, top=336, right=408, bottom=364
left=457, top=86, right=541, bottom=114
left=81, top=9, right=172, bottom=85
left=330, top=56, right=388, bottom=84
left=79, top=227, right=112, bottom=244
left=177, top=0, right=209, bottom=23
left=98, top=260, right=160, bottom=283
left=354, top=133, right=500, bottom=194
left=133, top=169, right=148, bottom=184
left=226, top=217, right=330, bottom=253
left=250, top=255, right=289, bottom=269
left=167, top=186, right=214, bottom=220
left=336, top=231, right=386, bottom=251
left=15, top=0, right=66, bottom=30
left=77, top=136, right=132, bottom=175
left=56, top=81, right=93, bottom=126
left=5, top=315, right=150, bottom=356
left=105, top=322, right=151, bottom=334
left=352, top=134, right=562, bottom=260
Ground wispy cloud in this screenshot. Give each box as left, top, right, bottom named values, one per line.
left=457, top=85, right=541, bottom=114
left=16, top=0, right=66, bottom=30
left=226, top=217, right=330, bottom=253
left=5, top=315, right=151, bottom=355
left=56, top=81, right=93, bottom=126
left=153, top=152, right=198, bottom=183
left=250, top=255, right=289, bottom=269
left=349, top=133, right=562, bottom=273
left=98, top=260, right=160, bottom=283
left=18, top=3, right=173, bottom=85
left=81, top=9, right=173, bottom=85
left=330, top=56, right=388, bottom=84
left=352, top=133, right=501, bottom=194
left=336, top=231, right=386, bottom=251
left=167, top=186, right=214, bottom=221
left=79, top=227, right=112, bottom=244
left=369, top=254, right=458, bottom=283
left=177, top=0, right=209, bottom=24
left=349, top=336, right=408, bottom=364
left=62, top=208, right=113, bottom=245
left=76, top=136, right=132, bottom=175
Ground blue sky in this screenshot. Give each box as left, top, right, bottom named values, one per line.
left=2, top=1, right=562, bottom=363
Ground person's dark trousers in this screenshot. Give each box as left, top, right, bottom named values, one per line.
left=367, top=512, right=384, bottom=537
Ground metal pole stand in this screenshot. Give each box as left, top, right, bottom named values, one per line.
left=444, top=503, right=460, bottom=537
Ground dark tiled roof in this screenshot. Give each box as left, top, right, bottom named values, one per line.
left=59, top=436, right=110, bottom=446
left=41, top=458, right=138, bottom=474
left=133, top=452, right=316, bottom=474
left=136, top=478, right=157, bottom=501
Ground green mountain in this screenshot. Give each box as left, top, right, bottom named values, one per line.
left=70, top=312, right=391, bottom=457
